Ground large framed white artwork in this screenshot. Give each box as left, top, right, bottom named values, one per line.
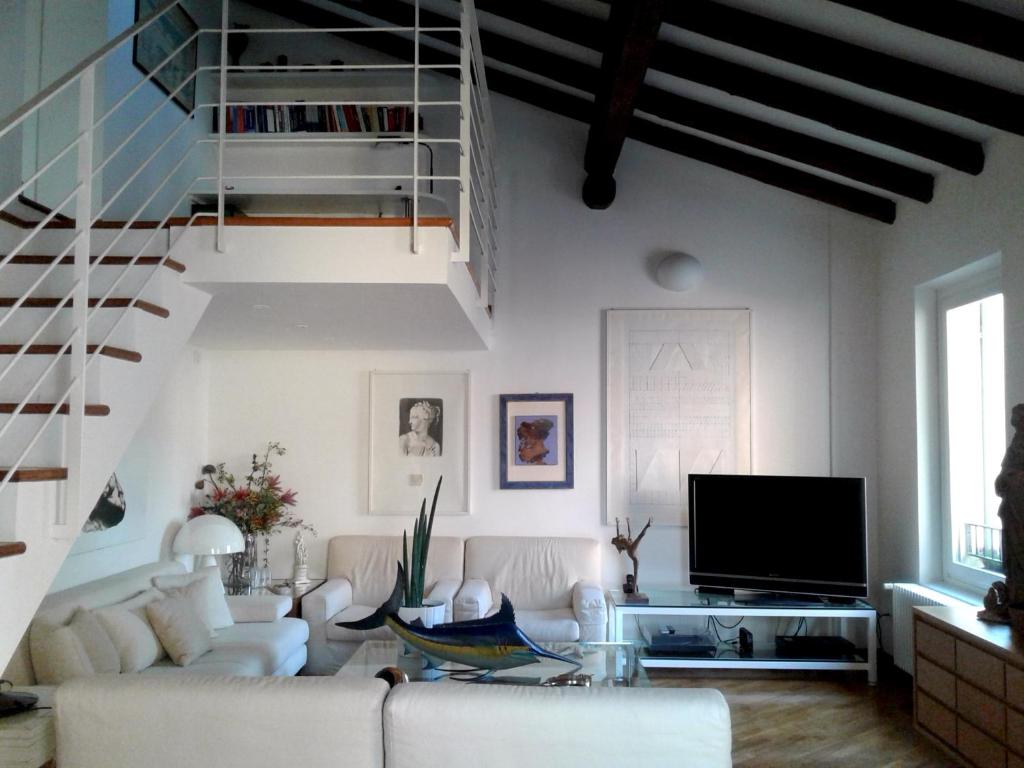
left=606, top=309, right=751, bottom=526
left=369, top=371, right=470, bottom=515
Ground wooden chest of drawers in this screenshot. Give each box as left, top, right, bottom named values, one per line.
left=914, top=606, right=1024, bottom=768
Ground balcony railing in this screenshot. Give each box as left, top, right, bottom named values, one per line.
left=962, top=522, right=1004, bottom=572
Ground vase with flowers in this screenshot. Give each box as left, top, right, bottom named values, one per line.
left=190, top=441, right=313, bottom=593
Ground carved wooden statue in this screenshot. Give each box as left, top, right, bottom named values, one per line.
left=612, top=517, right=652, bottom=595
left=991, top=404, right=1024, bottom=621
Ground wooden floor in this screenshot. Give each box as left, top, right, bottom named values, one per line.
left=648, top=663, right=958, bottom=767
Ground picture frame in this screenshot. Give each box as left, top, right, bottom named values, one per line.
left=499, top=393, right=574, bottom=489
left=606, top=309, right=750, bottom=526
left=369, top=371, right=470, bottom=515
left=133, top=0, right=199, bottom=114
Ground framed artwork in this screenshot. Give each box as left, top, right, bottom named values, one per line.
left=369, top=371, right=470, bottom=515
left=133, top=0, right=199, bottom=113
left=71, top=472, right=145, bottom=554
left=606, top=309, right=751, bottom=526
left=499, top=393, right=574, bottom=489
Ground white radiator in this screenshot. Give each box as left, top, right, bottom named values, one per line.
left=889, top=583, right=972, bottom=674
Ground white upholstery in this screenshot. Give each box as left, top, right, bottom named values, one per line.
left=56, top=675, right=389, bottom=768
left=304, top=536, right=464, bottom=673
left=458, top=537, right=608, bottom=642
left=5, top=561, right=309, bottom=685
left=56, top=674, right=732, bottom=768
left=453, top=578, right=492, bottom=622
left=384, top=683, right=733, bottom=768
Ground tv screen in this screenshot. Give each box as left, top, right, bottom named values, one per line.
left=688, top=474, right=867, bottom=599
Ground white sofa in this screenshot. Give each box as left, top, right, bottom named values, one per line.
left=302, top=535, right=464, bottom=674
left=56, top=674, right=733, bottom=768
left=455, top=536, right=608, bottom=642
left=3, top=561, right=309, bottom=685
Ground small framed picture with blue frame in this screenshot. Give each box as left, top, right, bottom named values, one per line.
left=499, top=393, right=573, bottom=489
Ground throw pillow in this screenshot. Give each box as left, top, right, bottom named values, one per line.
left=146, top=596, right=212, bottom=666
left=152, top=565, right=224, bottom=594
left=156, top=568, right=234, bottom=632
left=69, top=608, right=120, bottom=674
left=94, top=589, right=167, bottom=673
left=30, top=624, right=95, bottom=684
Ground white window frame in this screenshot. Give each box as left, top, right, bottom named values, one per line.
left=935, top=267, right=1004, bottom=592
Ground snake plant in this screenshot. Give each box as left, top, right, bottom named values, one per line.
left=402, top=476, right=442, bottom=608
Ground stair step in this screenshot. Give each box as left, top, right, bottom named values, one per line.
left=0, top=344, right=142, bottom=362
left=0, top=297, right=170, bottom=318
left=5, top=255, right=185, bottom=273
left=0, top=541, right=27, bottom=558
left=0, top=403, right=110, bottom=416
left=0, top=467, right=67, bottom=482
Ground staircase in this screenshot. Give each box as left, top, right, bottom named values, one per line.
left=0, top=213, right=210, bottom=669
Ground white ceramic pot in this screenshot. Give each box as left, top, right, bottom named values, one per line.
left=397, top=599, right=445, bottom=628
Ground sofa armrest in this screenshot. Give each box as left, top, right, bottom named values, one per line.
left=454, top=579, right=493, bottom=621
left=573, top=580, right=608, bottom=642
left=301, top=578, right=353, bottom=644
left=426, top=578, right=460, bottom=623
left=226, top=594, right=292, bottom=623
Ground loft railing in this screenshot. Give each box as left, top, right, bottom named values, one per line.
left=0, top=0, right=497, bottom=532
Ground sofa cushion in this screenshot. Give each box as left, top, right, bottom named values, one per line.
left=30, top=625, right=94, bottom=684
left=142, top=652, right=265, bottom=677
left=463, top=537, right=599, bottom=610
left=155, top=567, right=234, bottom=631
left=209, top=618, right=310, bottom=675
left=94, top=589, right=167, bottom=673
left=325, top=535, right=463, bottom=606
left=69, top=609, right=120, bottom=674
left=514, top=608, right=580, bottom=642
left=147, top=596, right=213, bottom=666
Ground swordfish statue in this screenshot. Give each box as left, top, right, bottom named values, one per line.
left=337, top=563, right=582, bottom=679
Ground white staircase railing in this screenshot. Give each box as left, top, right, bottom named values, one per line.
left=0, top=0, right=497, bottom=535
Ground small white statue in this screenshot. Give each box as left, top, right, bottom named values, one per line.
left=293, top=530, right=310, bottom=585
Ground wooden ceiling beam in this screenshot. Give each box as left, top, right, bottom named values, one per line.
left=827, top=0, right=1024, bottom=62
left=657, top=0, right=1024, bottom=135
left=475, top=0, right=983, bottom=173
left=252, top=0, right=898, bottom=222
left=582, top=0, right=664, bottom=209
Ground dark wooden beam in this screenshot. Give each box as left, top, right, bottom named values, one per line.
left=582, top=0, right=664, bottom=209
left=252, top=0, right=898, bottom=222
left=828, top=0, right=1024, bottom=62
left=657, top=0, right=1024, bottom=135
left=477, top=26, right=932, bottom=201
left=485, top=69, right=896, bottom=224
left=475, top=0, right=983, bottom=173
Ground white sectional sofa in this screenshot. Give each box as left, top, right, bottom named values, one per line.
left=55, top=674, right=734, bottom=768
left=455, top=536, right=608, bottom=642
left=4, top=561, right=309, bottom=685
left=302, top=535, right=464, bottom=674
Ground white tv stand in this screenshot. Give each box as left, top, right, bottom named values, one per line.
left=608, top=588, right=877, bottom=685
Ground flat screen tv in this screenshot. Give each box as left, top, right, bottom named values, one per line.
left=688, top=473, right=867, bottom=599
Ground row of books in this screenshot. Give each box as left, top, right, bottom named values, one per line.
left=213, top=104, right=419, bottom=134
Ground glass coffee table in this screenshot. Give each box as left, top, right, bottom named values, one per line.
left=335, top=640, right=648, bottom=687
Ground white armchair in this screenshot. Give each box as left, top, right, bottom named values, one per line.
left=454, top=537, right=607, bottom=642
left=301, top=535, right=464, bottom=674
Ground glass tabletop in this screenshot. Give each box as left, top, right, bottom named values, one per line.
left=609, top=588, right=873, bottom=611
left=336, top=640, right=648, bottom=687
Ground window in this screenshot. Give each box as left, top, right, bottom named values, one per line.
left=938, top=274, right=1005, bottom=590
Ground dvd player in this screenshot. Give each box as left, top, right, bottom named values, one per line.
left=645, top=630, right=716, bottom=657
left=774, top=635, right=856, bottom=659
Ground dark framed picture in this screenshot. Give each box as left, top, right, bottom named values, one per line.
left=133, top=0, right=199, bottom=113
left=499, top=393, right=574, bottom=489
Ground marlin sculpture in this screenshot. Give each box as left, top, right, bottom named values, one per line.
left=337, top=564, right=581, bottom=679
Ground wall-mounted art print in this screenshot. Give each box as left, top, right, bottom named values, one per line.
left=606, top=309, right=751, bottom=526
left=500, top=393, right=574, bottom=489
left=370, top=371, right=469, bottom=515
left=71, top=471, right=145, bottom=554
left=133, top=0, right=199, bottom=113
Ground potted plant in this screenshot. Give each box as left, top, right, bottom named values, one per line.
left=396, top=476, right=445, bottom=630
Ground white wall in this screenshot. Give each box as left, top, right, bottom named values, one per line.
left=197, top=95, right=880, bottom=594
left=49, top=347, right=209, bottom=591
left=875, top=133, right=1024, bottom=590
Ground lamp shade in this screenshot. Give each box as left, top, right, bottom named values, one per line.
left=174, top=515, right=244, bottom=557
left=656, top=252, right=703, bottom=291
